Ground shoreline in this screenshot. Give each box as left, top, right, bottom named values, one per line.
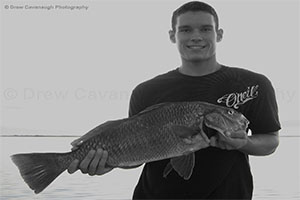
left=0, top=135, right=299, bottom=138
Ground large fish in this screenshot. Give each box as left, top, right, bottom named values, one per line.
left=11, top=101, right=249, bottom=194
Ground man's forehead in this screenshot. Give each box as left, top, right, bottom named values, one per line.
left=176, top=11, right=216, bottom=28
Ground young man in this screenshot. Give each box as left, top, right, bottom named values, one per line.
left=68, top=1, right=281, bottom=199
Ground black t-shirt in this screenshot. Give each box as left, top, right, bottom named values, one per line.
left=129, top=66, right=281, bottom=199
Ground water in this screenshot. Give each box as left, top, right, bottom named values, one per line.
left=0, top=136, right=299, bottom=200
left=250, top=136, right=300, bottom=200
left=0, top=137, right=142, bottom=200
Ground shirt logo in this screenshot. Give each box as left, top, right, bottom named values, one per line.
left=217, top=85, right=259, bottom=109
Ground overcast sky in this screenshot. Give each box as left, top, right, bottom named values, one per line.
left=1, top=0, right=299, bottom=136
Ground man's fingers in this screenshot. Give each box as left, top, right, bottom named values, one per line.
left=69, top=149, right=112, bottom=176
left=88, top=149, right=103, bottom=176
left=68, top=159, right=80, bottom=174
left=210, top=136, right=227, bottom=149
left=99, top=150, right=108, bottom=167
left=96, top=150, right=110, bottom=175
left=210, top=136, right=218, bottom=147
left=79, top=150, right=96, bottom=173
left=200, top=130, right=210, bottom=144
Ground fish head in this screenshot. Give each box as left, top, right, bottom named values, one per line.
left=203, top=106, right=249, bottom=137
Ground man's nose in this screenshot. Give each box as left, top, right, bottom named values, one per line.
left=191, top=30, right=203, bottom=42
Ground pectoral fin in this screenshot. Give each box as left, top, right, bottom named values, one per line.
left=163, top=162, right=173, bottom=178
left=170, top=125, right=199, bottom=144
left=163, top=153, right=195, bottom=180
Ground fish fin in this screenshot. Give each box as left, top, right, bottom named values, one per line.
left=170, top=125, right=198, bottom=141
left=203, top=122, right=219, bottom=138
left=163, top=162, right=173, bottom=178
left=118, top=164, right=143, bottom=169
left=170, top=153, right=195, bottom=180
left=11, top=152, right=71, bottom=194
left=72, top=120, right=123, bottom=148
left=136, top=102, right=171, bottom=115
left=204, top=121, right=226, bottom=138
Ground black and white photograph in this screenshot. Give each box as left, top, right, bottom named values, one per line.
left=1, top=0, right=299, bottom=199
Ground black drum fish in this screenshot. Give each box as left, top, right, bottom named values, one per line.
left=11, top=101, right=249, bottom=194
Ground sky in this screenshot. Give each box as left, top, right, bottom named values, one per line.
left=1, top=0, right=299, bottom=136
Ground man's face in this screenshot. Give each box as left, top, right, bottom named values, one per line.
left=169, top=11, right=223, bottom=62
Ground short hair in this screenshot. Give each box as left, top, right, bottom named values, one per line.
left=171, top=1, right=219, bottom=31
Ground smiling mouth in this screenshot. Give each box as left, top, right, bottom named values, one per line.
left=186, top=45, right=206, bottom=50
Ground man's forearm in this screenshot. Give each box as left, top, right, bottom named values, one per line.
left=239, top=131, right=279, bottom=156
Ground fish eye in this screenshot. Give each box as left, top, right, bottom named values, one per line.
left=227, top=110, right=234, bottom=115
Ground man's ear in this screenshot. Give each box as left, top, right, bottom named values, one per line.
left=216, top=28, right=224, bottom=42
left=169, top=30, right=176, bottom=43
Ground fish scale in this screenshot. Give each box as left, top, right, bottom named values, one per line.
left=71, top=102, right=201, bottom=166
left=11, top=101, right=249, bottom=194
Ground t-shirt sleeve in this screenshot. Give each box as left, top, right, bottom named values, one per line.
left=128, top=86, right=145, bottom=117
left=248, top=76, right=281, bottom=134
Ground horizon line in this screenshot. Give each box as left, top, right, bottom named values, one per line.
left=0, top=134, right=299, bottom=138
left=0, top=134, right=79, bottom=137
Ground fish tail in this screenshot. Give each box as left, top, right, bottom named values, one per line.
left=11, top=152, right=71, bottom=194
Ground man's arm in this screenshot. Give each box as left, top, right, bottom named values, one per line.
left=239, top=131, right=279, bottom=156
left=210, top=130, right=279, bottom=156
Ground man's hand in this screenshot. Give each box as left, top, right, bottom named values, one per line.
left=68, top=149, right=113, bottom=176
left=68, top=138, right=113, bottom=175
left=210, top=130, right=248, bottom=150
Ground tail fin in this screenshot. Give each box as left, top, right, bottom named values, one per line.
left=11, top=152, right=71, bottom=194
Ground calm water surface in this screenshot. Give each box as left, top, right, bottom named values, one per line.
left=0, top=136, right=299, bottom=200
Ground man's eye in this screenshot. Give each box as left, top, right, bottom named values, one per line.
left=202, top=28, right=212, bottom=32
left=180, top=29, right=191, bottom=33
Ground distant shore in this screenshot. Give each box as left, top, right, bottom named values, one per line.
left=0, top=135, right=79, bottom=137
left=0, top=135, right=299, bottom=138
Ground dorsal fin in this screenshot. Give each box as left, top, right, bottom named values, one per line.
left=71, top=120, right=124, bottom=148
left=136, top=102, right=171, bottom=116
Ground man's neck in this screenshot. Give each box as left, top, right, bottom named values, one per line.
left=179, top=58, right=221, bottom=77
